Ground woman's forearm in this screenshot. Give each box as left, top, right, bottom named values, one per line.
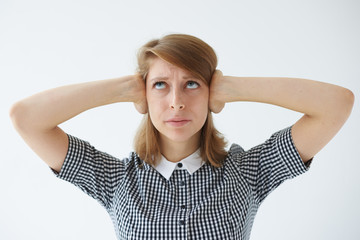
left=10, top=75, right=144, bottom=132
left=221, top=76, right=354, bottom=120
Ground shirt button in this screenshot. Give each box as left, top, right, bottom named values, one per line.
left=177, top=162, right=183, bottom=168
left=179, top=181, right=185, bottom=186
left=179, top=220, right=185, bottom=225
left=181, top=205, right=186, bottom=210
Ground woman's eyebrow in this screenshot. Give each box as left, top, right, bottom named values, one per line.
left=149, top=76, right=168, bottom=82
left=183, top=75, right=199, bottom=80
left=149, top=75, right=198, bottom=82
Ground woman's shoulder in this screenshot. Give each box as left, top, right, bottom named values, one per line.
left=122, top=151, right=151, bottom=170
left=228, top=143, right=245, bottom=155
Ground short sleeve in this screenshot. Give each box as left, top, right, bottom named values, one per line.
left=52, top=134, right=125, bottom=210
left=231, top=126, right=311, bottom=204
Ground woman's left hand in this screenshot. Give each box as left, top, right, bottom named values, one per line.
left=209, top=70, right=226, bottom=113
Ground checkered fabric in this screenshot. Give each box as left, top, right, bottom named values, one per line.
left=53, top=126, right=311, bottom=239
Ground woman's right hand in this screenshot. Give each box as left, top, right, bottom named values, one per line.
left=132, top=74, right=148, bottom=114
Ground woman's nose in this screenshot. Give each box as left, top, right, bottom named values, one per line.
left=170, top=89, right=185, bottom=110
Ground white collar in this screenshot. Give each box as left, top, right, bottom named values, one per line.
left=153, top=149, right=205, bottom=180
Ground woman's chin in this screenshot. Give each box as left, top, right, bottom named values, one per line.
left=160, top=131, right=200, bottom=145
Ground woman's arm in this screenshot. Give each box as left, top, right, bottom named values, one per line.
left=9, top=75, right=147, bottom=172
left=210, top=71, right=354, bottom=163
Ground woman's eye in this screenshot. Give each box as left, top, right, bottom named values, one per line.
left=186, top=81, right=199, bottom=89
left=154, top=82, right=166, bottom=89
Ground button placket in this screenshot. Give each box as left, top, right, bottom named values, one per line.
left=178, top=164, right=187, bottom=213
left=176, top=170, right=189, bottom=228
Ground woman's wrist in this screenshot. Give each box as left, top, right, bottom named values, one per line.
left=220, top=75, right=245, bottom=102
left=209, top=71, right=245, bottom=113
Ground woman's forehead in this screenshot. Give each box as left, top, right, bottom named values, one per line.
left=148, top=58, right=196, bottom=79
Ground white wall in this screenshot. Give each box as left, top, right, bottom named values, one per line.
left=1, top=0, right=359, bottom=239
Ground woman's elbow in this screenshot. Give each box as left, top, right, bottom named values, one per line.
left=331, top=87, right=355, bottom=125
left=9, top=101, right=30, bottom=132
left=341, top=87, right=355, bottom=116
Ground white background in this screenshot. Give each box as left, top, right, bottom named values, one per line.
left=1, top=0, right=359, bottom=239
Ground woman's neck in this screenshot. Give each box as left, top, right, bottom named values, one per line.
left=159, top=133, right=200, bottom=163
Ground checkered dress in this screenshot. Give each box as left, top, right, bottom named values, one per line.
left=53, top=126, right=311, bottom=239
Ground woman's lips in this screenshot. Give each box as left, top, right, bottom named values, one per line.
left=165, top=118, right=191, bottom=127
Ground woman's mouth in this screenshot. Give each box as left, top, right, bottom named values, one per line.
left=165, top=118, right=191, bottom=127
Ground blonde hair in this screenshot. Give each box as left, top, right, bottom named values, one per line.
left=134, top=34, right=227, bottom=168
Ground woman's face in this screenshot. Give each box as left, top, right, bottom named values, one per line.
left=146, top=57, right=209, bottom=145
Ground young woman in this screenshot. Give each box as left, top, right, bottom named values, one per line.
left=10, top=34, right=354, bottom=239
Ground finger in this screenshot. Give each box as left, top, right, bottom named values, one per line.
left=209, top=101, right=224, bottom=114
left=134, top=100, right=148, bottom=114
left=211, top=69, right=223, bottom=82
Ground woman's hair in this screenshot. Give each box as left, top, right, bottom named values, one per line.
left=134, top=33, right=228, bottom=168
